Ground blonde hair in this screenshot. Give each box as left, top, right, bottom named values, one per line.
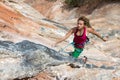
left=77, top=16, right=92, bottom=28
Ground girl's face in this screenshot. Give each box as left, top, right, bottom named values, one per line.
left=77, top=20, right=85, bottom=30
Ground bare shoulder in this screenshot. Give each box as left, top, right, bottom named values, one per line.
left=86, top=27, right=94, bottom=33
left=71, top=27, right=77, bottom=33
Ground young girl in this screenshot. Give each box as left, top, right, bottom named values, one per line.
left=53, top=16, right=107, bottom=63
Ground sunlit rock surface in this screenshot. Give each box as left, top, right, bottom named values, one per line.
left=0, top=0, right=120, bottom=80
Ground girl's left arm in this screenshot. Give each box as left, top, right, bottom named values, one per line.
left=87, top=28, right=107, bottom=42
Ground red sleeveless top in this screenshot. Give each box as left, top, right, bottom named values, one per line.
left=73, top=27, right=87, bottom=48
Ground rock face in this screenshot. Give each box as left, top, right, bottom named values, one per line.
left=0, top=40, right=72, bottom=80
left=0, top=0, right=120, bottom=80
left=0, top=1, right=59, bottom=47
left=5, top=0, right=45, bottom=22
left=0, top=40, right=119, bottom=80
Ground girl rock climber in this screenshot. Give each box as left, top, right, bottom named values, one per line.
left=53, top=16, right=107, bottom=63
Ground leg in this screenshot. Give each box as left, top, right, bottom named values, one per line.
left=82, top=56, right=87, bottom=64
left=71, top=48, right=83, bottom=58
left=82, top=56, right=87, bottom=67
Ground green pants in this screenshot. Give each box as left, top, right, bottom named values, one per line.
left=71, top=48, right=83, bottom=58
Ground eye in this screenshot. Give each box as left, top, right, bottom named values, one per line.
left=78, top=23, right=83, bottom=25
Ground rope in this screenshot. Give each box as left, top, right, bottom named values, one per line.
left=58, top=42, right=74, bottom=53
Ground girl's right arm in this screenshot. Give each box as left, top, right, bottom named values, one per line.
left=54, top=28, right=75, bottom=46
